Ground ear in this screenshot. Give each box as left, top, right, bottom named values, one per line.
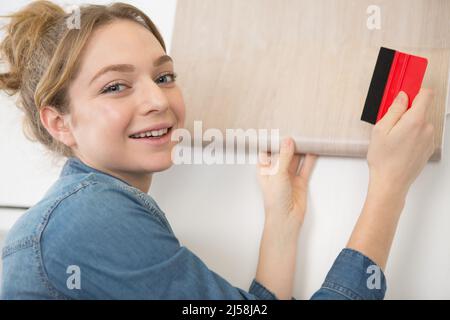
left=39, top=106, right=77, bottom=148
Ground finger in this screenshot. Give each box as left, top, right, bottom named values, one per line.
left=376, top=91, right=408, bottom=133
left=297, top=154, right=318, bottom=183
left=407, top=88, right=434, bottom=120
left=288, top=154, right=301, bottom=175
left=257, top=151, right=270, bottom=167
left=278, top=137, right=295, bottom=174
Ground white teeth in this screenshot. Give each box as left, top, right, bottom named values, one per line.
left=131, top=127, right=169, bottom=138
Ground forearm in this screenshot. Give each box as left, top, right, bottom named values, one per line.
left=346, top=178, right=407, bottom=270
left=255, top=216, right=299, bottom=300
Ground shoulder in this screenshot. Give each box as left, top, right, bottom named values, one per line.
left=41, top=173, right=174, bottom=250
left=45, top=172, right=170, bottom=231
left=38, top=174, right=180, bottom=298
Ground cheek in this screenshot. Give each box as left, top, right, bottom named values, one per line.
left=76, top=102, right=132, bottom=140
left=171, top=90, right=186, bottom=127
left=98, top=103, right=132, bottom=134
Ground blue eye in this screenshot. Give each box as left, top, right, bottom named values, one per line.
left=156, top=72, right=177, bottom=84
left=101, top=82, right=127, bottom=94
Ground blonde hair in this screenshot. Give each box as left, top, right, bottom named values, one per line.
left=0, top=0, right=166, bottom=158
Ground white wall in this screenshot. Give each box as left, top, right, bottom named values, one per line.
left=1, top=0, right=449, bottom=299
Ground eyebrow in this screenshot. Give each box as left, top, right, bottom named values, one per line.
left=89, top=55, right=173, bottom=86
left=89, top=64, right=135, bottom=86
left=153, top=54, right=173, bottom=67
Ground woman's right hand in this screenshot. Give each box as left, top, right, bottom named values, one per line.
left=347, top=89, right=436, bottom=269
left=367, top=89, right=436, bottom=199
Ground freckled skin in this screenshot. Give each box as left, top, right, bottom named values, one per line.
left=66, top=20, right=186, bottom=192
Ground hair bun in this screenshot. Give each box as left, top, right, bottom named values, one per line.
left=0, top=1, right=66, bottom=95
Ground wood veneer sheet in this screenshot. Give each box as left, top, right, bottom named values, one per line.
left=170, top=0, right=450, bottom=160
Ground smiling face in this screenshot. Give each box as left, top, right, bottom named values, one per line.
left=63, top=19, right=185, bottom=191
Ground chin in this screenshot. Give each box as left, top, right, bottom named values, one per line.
left=148, top=162, right=173, bottom=173
left=145, top=154, right=174, bottom=173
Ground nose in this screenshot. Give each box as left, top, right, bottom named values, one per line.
left=137, top=78, right=170, bottom=115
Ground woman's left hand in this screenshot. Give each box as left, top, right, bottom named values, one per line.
left=257, top=137, right=318, bottom=234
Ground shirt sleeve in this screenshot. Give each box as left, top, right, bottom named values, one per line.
left=310, top=248, right=387, bottom=300
left=40, top=183, right=278, bottom=300
left=248, top=279, right=278, bottom=299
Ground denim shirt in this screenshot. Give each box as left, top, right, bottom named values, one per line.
left=1, top=157, right=386, bottom=300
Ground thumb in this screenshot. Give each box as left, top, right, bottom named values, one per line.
left=277, top=137, right=295, bottom=174
left=376, top=91, right=408, bottom=132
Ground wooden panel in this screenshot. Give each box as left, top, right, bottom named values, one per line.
left=170, top=0, right=450, bottom=160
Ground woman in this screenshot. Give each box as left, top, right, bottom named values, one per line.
left=0, top=1, right=435, bottom=299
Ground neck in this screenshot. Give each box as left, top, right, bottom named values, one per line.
left=121, top=171, right=153, bottom=193
left=100, top=167, right=153, bottom=193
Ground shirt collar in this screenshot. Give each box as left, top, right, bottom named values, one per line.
left=59, top=156, right=132, bottom=187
